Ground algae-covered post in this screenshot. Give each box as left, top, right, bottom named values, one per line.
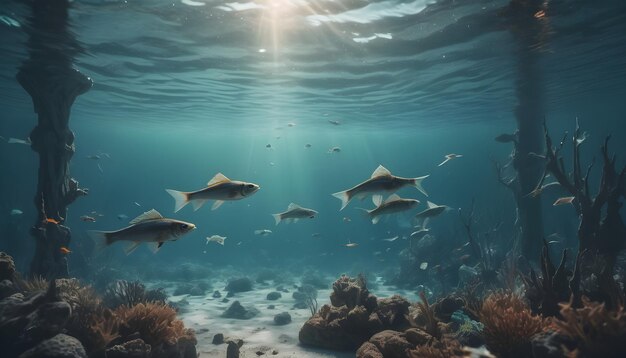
left=16, top=0, right=92, bottom=279
left=498, top=0, right=549, bottom=260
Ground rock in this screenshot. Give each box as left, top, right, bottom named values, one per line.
left=212, top=333, right=224, bottom=345
left=292, top=291, right=307, bottom=301
left=226, top=341, right=239, bottom=358
left=376, top=295, right=410, bottom=329
left=267, top=305, right=275, bottom=309
left=293, top=301, right=308, bottom=309
left=273, top=312, right=292, bottom=325
left=266, top=292, right=282, bottom=301
left=222, top=301, right=260, bottom=320
left=225, top=277, right=253, bottom=293
left=404, top=328, right=431, bottom=346
left=20, top=334, right=86, bottom=358
left=0, top=279, right=16, bottom=299
left=272, top=350, right=279, bottom=355
left=0, top=252, right=16, bottom=281
left=368, top=330, right=413, bottom=358
left=299, top=305, right=366, bottom=350
left=356, top=342, right=384, bottom=358
left=212, top=290, right=221, bottom=298
left=221, top=298, right=230, bottom=303
left=105, top=338, right=151, bottom=358
left=225, top=337, right=244, bottom=348
left=276, top=285, right=288, bottom=293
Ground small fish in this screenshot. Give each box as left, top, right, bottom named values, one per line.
left=328, top=120, right=341, bottom=125
left=328, top=146, right=341, bottom=154
left=343, top=216, right=351, bottom=223
left=383, top=236, right=399, bottom=242
left=134, top=202, right=141, bottom=207
left=269, top=162, right=275, bottom=166
left=311, top=233, right=321, bottom=238
left=494, top=133, right=517, bottom=143
left=88, top=209, right=196, bottom=255
left=166, top=173, right=260, bottom=212
left=576, top=132, right=589, bottom=145
left=8, top=137, right=31, bottom=145
left=287, top=122, right=296, bottom=127
left=527, top=181, right=559, bottom=198
left=254, top=229, right=273, bottom=236
left=344, top=242, right=358, bottom=248
left=59, top=247, right=71, bottom=254
left=438, top=153, right=463, bottom=167
left=419, top=262, right=428, bottom=270
left=362, top=194, right=420, bottom=224
left=305, top=143, right=312, bottom=148
left=45, top=218, right=60, bottom=225
left=90, top=211, right=105, bottom=217
left=236, top=241, right=242, bottom=246
left=553, top=196, right=575, bottom=206
left=86, top=155, right=101, bottom=160
left=272, top=203, right=318, bottom=225
left=459, top=254, right=471, bottom=263
left=332, top=165, right=429, bottom=211
left=10, top=209, right=23, bottom=216
left=414, top=201, right=447, bottom=221
left=206, top=235, right=226, bottom=245
left=410, top=228, right=430, bottom=240
left=546, top=233, right=563, bottom=241
left=547, top=240, right=560, bottom=245
left=80, top=215, right=97, bottom=222
left=266, top=144, right=272, bottom=148
left=117, top=214, right=129, bottom=221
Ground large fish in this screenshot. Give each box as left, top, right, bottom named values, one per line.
left=332, top=165, right=429, bottom=211
left=363, top=194, right=419, bottom=224
left=413, top=201, right=447, bottom=226
left=88, top=209, right=196, bottom=255
left=166, top=173, right=260, bottom=212
left=272, top=203, right=318, bottom=225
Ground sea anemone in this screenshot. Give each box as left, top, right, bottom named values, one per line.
left=479, top=292, right=545, bottom=358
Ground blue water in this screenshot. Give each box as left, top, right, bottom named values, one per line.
left=1, top=0, right=626, bottom=277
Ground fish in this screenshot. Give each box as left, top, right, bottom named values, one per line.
left=166, top=173, right=260, bottom=212
left=383, top=235, right=399, bottom=242
left=419, top=262, right=428, bottom=270
left=254, top=229, right=273, bottom=236
left=328, top=120, right=341, bottom=125
left=344, top=242, right=358, bottom=248
left=117, top=214, right=129, bottom=221
left=527, top=181, right=560, bottom=198
left=8, top=137, right=31, bottom=145
left=362, top=194, right=419, bottom=224
left=547, top=240, right=560, bottom=245
left=343, top=216, right=351, bottom=223
left=45, top=218, right=60, bottom=225
left=414, top=201, right=447, bottom=221
left=311, top=233, right=321, bottom=238
left=59, top=247, right=71, bottom=254
left=553, top=196, right=575, bottom=206
left=87, top=209, right=196, bottom=255
left=266, top=144, right=272, bottom=148
left=438, top=153, right=463, bottom=167
left=305, top=144, right=312, bottom=148
left=80, top=215, right=97, bottom=222
left=10, top=209, right=23, bottom=216
left=494, top=133, right=517, bottom=143
left=86, top=155, right=101, bottom=160
left=272, top=203, right=318, bottom=225
left=410, top=227, right=430, bottom=240
left=332, top=165, right=429, bottom=211
left=328, top=146, right=341, bottom=153
left=134, top=202, right=141, bottom=207
left=206, top=235, right=226, bottom=245
left=287, top=122, right=296, bottom=127
left=90, top=211, right=105, bottom=217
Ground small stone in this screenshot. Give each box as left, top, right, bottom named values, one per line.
left=266, top=291, right=282, bottom=300
left=256, top=351, right=265, bottom=356
left=272, top=350, right=279, bottom=355
left=274, top=312, right=292, bottom=325
left=212, top=333, right=224, bottom=345
left=221, top=298, right=230, bottom=303
left=267, top=305, right=275, bottom=309
left=226, top=291, right=235, bottom=298
left=212, top=290, right=222, bottom=298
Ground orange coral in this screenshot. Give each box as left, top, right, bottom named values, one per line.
left=479, top=292, right=545, bottom=358
left=408, top=337, right=464, bottom=358
left=114, top=302, right=195, bottom=347
left=554, top=298, right=626, bottom=357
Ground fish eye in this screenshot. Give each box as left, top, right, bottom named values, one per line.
left=180, top=223, right=188, bottom=229
left=247, top=184, right=255, bottom=189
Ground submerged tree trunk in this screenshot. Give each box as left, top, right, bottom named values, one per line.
left=508, top=0, right=548, bottom=260
left=17, top=0, right=92, bottom=279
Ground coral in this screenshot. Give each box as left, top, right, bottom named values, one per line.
left=330, top=274, right=376, bottom=311
left=114, top=302, right=195, bottom=348
left=19, top=333, right=87, bottom=358
left=479, top=292, right=545, bottom=358
left=553, top=298, right=626, bottom=357
left=105, top=338, right=151, bottom=358
left=407, top=337, right=465, bottom=358
left=19, top=275, right=49, bottom=294
left=0, top=252, right=16, bottom=281
left=104, top=280, right=148, bottom=308
left=413, top=291, right=442, bottom=339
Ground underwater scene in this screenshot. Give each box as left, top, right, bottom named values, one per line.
left=1, top=0, right=626, bottom=357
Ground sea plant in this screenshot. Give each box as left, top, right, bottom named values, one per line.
left=103, top=280, right=148, bottom=308
left=479, top=292, right=545, bottom=358
left=408, top=337, right=465, bottom=358
left=414, top=291, right=443, bottom=340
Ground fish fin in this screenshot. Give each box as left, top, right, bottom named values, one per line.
left=412, top=175, right=429, bottom=196
left=147, top=242, right=161, bottom=254
left=371, top=165, right=391, bottom=178
left=372, top=195, right=383, bottom=207
left=438, top=158, right=449, bottom=167
left=427, top=201, right=438, bottom=209
left=207, top=173, right=230, bottom=186
left=192, top=199, right=208, bottom=211
left=166, top=189, right=190, bottom=212
left=88, top=231, right=114, bottom=250
left=422, top=217, right=430, bottom=229
left=384, top=194, right=401, bottom=204
left=287, top=203, right=302, bottom=210
left=124, top=242, right=141, bottom=255
left=254, top=230, right=263, bottom=235
left=272, top=213, right=282, bottom=225
left=284, top=218, right=294, bottom=224
left=129, top=209, right=163, bottom=224
left=211, top=200, right=224, bottom=210
left=372, top=216, right=381, bottom=224
left=332, top=190, right=351, bottom=210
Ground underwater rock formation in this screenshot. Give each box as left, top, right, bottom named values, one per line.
left=222, top=300, right=259, bottom=320
left=225, top=277, right=253, bottom=293
left=299, top=275, right=410, bottom=351
left=20, top=333, right=87, bottom=358
left=273, top=312, right=291, bottom=325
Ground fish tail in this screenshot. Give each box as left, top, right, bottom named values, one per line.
left=272, top=213, right=282, bottom=225
left=331, top=190, right=351, bottom=210
left=165, top=189, right=190, bottom=212
left=87, top=230, right=114, bottom=250
left=254, top=230, right=263, bottom=235
left=412, top=175, right=429, bottom=196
